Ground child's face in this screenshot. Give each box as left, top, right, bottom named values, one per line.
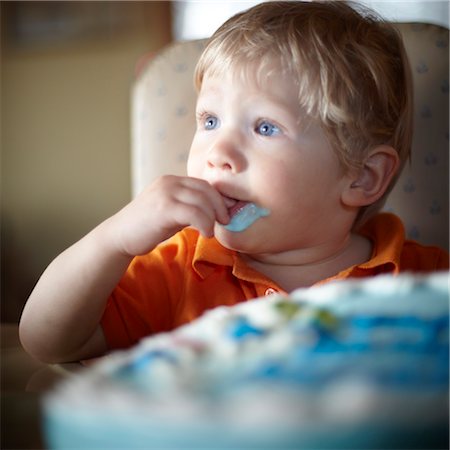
left=187, top=64, right=355, bottom=256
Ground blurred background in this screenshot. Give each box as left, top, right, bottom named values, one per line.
left=1, top=1, right=448, bottom=324
left=1, top=1, right=173, bottom=322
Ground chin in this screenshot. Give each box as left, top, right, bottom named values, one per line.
left=213, top=224, right=265, bottom=254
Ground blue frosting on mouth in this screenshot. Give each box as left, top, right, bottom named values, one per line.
left=224, top=203, right=270, bottom=232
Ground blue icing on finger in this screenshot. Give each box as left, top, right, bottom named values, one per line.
left=224, top=203, right=270, bottom=232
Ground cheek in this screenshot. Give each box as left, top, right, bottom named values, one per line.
left=186, top=148, right=201, bottom=177
left=262, top=159, right=305, bottom=196
left=262, top=163, right=326, bottom=213
left=187, top=134, right=209, bottom=177
left=186, top=156, right=195, bottom=177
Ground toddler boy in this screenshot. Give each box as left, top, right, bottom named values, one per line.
left=20, top=1, right=449, bottom=363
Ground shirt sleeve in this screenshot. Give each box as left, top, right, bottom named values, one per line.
left=100, top=232, right=190, bottom=350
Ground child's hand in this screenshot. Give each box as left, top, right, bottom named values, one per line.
left=109, top=175, right=230, bottom=256
left=21, top=179, right=229, bottom=363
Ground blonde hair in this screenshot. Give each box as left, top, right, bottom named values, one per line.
left=194, top=1, right=413, bottom=227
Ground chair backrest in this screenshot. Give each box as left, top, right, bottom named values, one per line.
left=131, top=23, right=449, bottom=250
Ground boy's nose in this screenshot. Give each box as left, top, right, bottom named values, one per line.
left=206, top=135, right=245, bottom=173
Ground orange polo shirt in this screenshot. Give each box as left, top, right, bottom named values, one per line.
left=101, top=213, right=449, bottom=350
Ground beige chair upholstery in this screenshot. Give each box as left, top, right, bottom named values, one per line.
left=131, top=24, right=449, bottom=250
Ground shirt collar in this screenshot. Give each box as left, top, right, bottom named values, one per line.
left=356, top=212, right=404, bottom=272
left=192, top=235, right=234, bottom=279
left=310, top=213, right=405, bottom=286
left=192, top=234, right=278, bottom=287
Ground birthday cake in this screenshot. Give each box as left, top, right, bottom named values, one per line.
left=43, top=272, right=449, bottom=449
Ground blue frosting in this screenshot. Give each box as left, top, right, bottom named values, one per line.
left=224, top=203, right=270, bottom=232
left=226, top=316, right=266, bottom=340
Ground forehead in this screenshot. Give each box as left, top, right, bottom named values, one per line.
left=197, top=46, right=290, bottom=84
left=199, top=59, right=298, bottom=100
left=197, top=71, right=304, bottom=123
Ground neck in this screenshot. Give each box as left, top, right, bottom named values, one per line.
left=242, top=233, right=372, bottom=290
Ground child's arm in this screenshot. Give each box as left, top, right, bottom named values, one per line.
left=19, top=176, right=229, bottom=363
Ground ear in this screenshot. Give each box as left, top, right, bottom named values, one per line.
left=341, top=145, right=400, bottom=207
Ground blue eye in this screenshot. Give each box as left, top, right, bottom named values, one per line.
left=204, top=115, right=219, bottom=130
left=256, top=121, right=280, bottom=137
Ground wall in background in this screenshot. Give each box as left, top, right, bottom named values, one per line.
left=1, top=1, right=172, bottom=322
left=173, top=0, right=449, bottom=40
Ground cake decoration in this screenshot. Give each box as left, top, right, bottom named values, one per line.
left=44, top=272, right=449, bottom=449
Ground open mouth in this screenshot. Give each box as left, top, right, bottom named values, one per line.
left=221, top=195, right=250, bottom=219
left=220, top=194, right=270, bottom=232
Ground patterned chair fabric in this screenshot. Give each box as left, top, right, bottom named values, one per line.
left=131, top=24, right=449, bottom=250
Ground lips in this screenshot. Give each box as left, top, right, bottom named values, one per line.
left=221, top=194, right=249, bottom=218
left=216, top=189, right=270, bottom=232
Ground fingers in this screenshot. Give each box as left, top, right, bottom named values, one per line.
left=149, top=175, right=229, bottom=238
left=111, top=175, right=230, bottom=256
left=177, top=177, right=230, bottom=225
